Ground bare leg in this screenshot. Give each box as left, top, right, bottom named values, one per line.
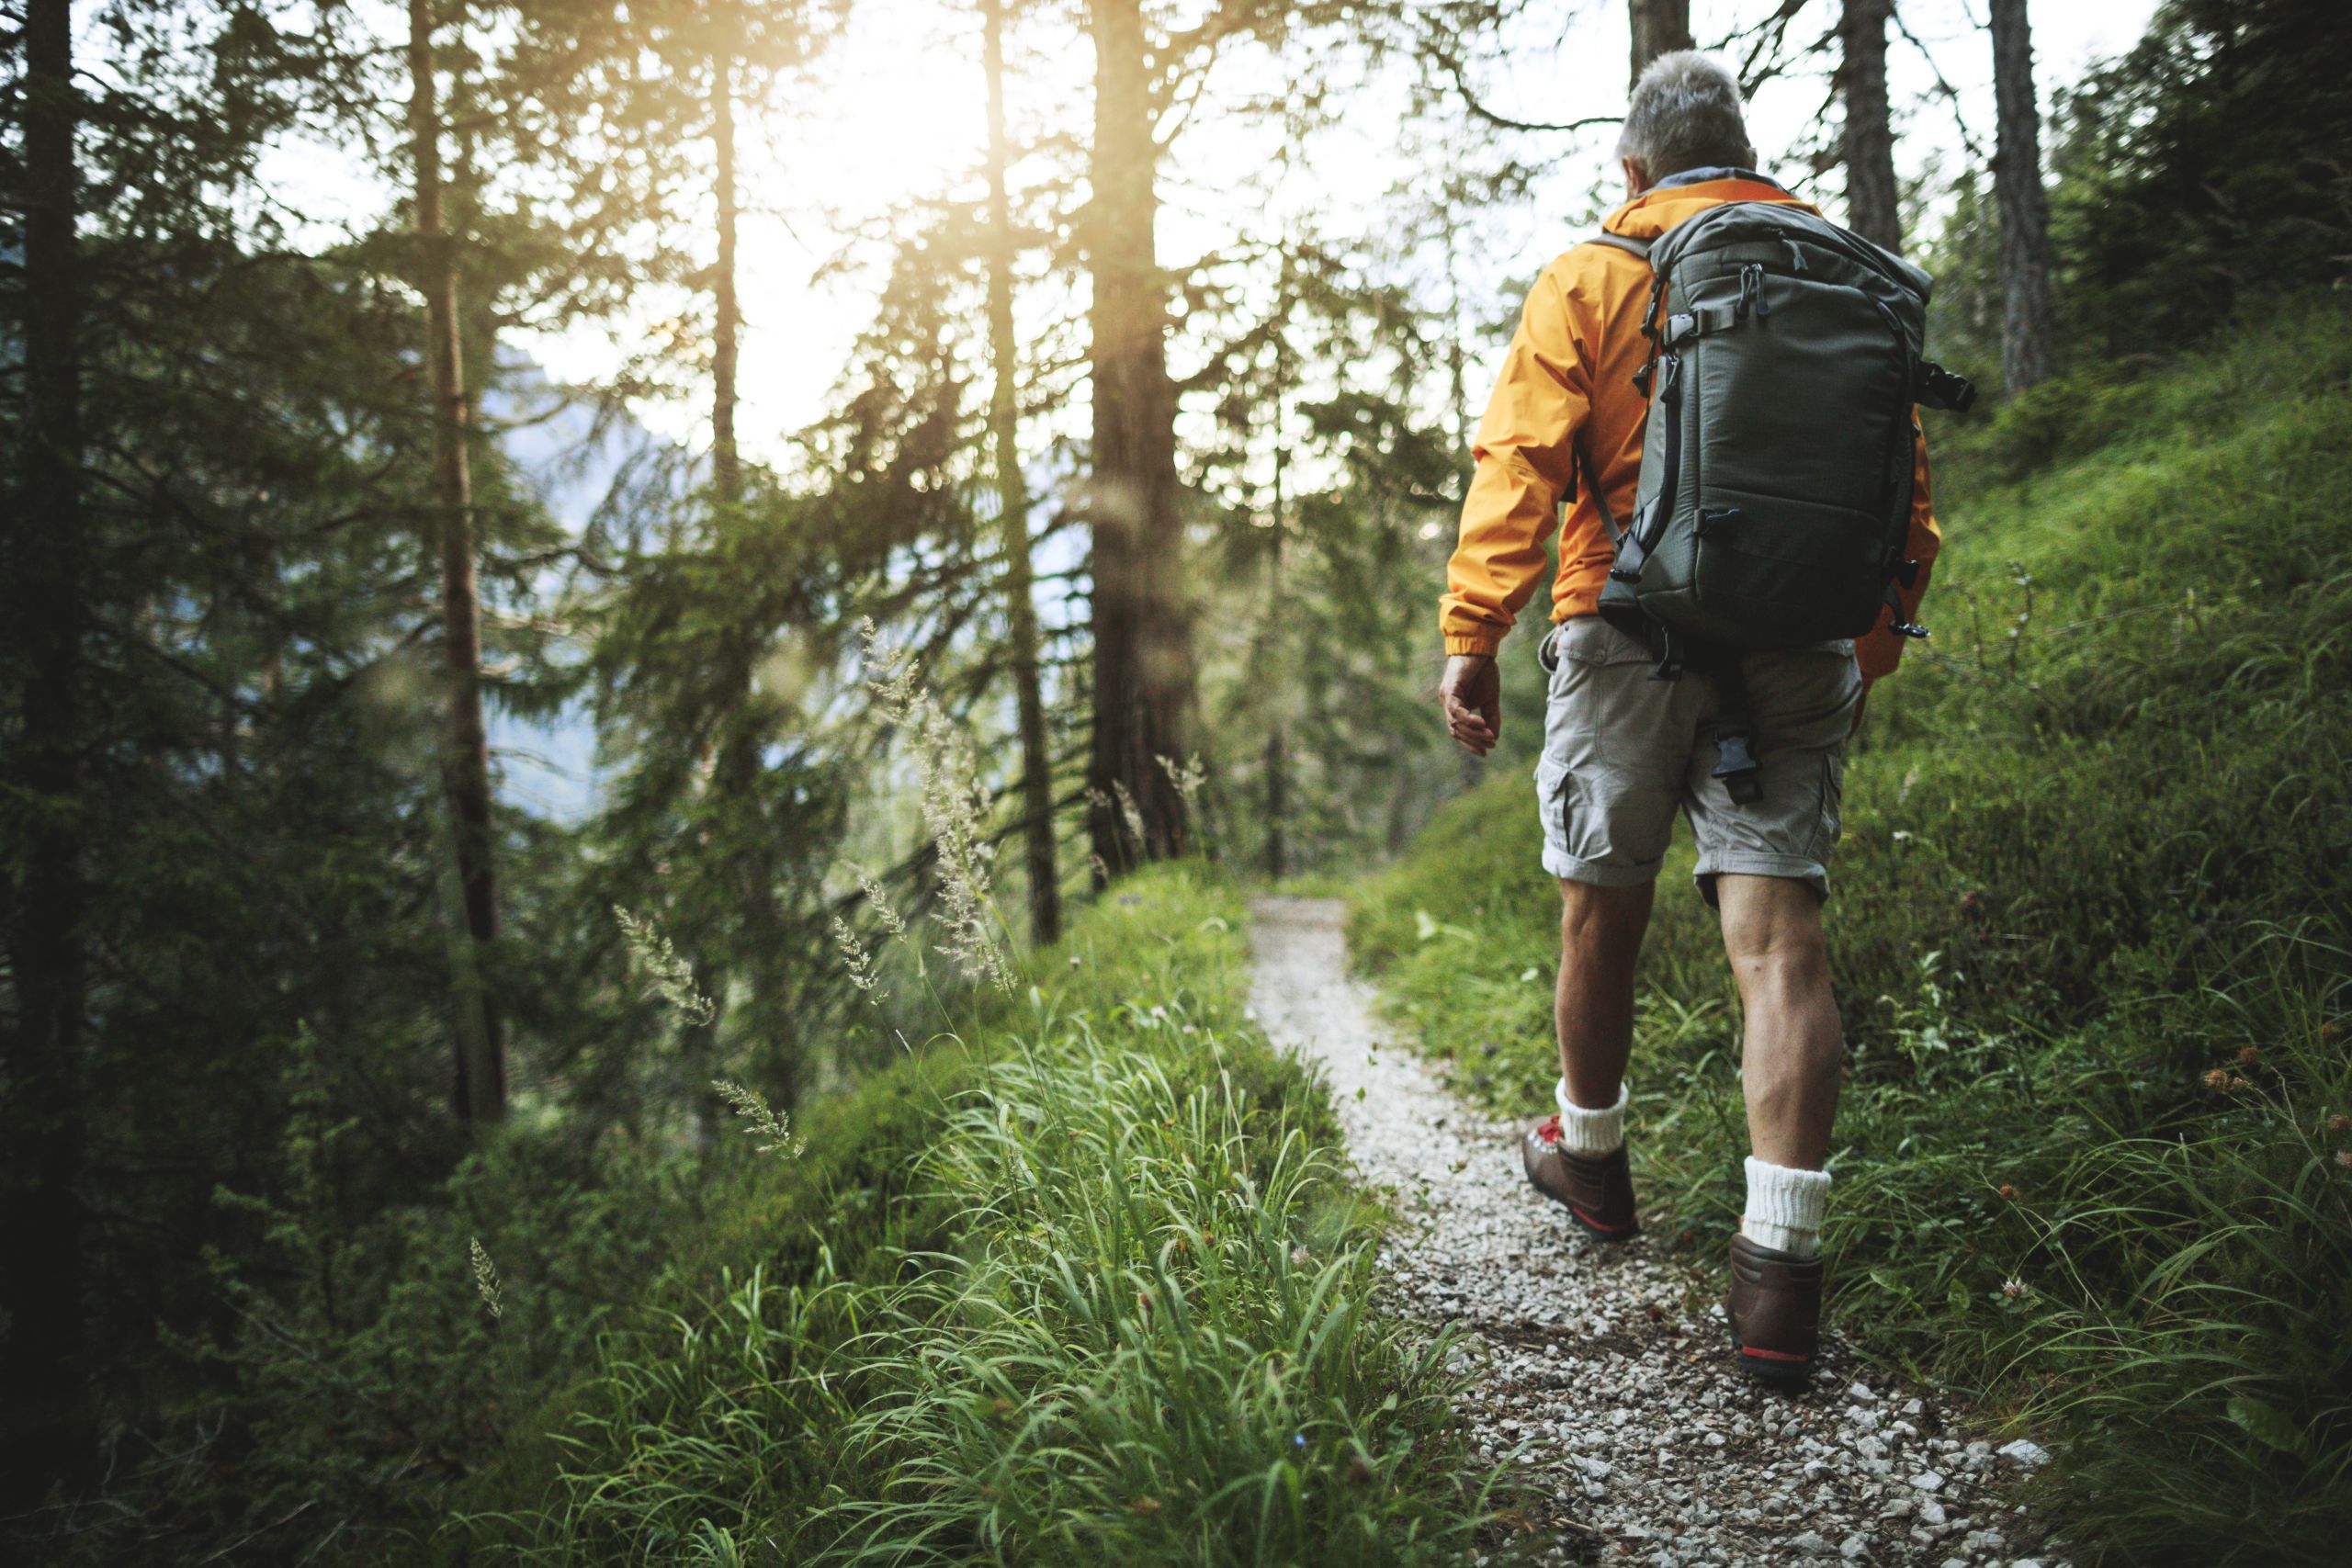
left=1715, top=874, right=1842, bottom=1169
left=1555, top=878, right=1656, bottom=1109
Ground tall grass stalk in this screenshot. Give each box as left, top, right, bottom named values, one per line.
left=509, top=870, right=1502, bottom=1565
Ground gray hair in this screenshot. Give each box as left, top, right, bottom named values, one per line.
left=1615, top=51, right=1758, bottom=179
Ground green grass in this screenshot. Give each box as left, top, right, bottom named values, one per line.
left=464, top=867, right=1502, bottom=1564
left=1346, top=299, right=2352, bottom=1566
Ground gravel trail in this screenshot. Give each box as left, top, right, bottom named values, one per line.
left=1246, top=896, right=2058, bottom=1568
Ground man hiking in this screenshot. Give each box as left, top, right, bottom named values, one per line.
left=1435, top=51, right=1949, bottom=1388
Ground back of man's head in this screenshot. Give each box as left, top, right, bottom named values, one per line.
left=1616, top=51, right=1758, bottom=183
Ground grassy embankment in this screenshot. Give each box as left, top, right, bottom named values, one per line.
left=1348, top=304, right=2352, bottom=1564
left=462, top=866, right=1502, bottom=1564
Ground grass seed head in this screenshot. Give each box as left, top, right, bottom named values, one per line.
left=469, top=1236, right=502, bottom=1322
left=712, top=1078, right=807, bottom=1157
left=831, top=915, right=886, bottom=1003
left=613, top=906, right=717, bottom=1027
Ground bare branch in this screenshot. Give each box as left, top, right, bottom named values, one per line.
left=1418, top=18, right=1623, bottom=135
left=1890, top=5, right=1988, bottom=161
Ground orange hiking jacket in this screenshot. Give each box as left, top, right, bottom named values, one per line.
left=1440, top=175, right=1939, bottom=686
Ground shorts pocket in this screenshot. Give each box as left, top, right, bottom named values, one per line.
left=1553, top=615, right=1649, bottom=668
left=1805, top=750, right=1848, bottom=863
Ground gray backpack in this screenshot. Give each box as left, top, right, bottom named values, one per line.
left=1582, top=202, right=1974, bottom=798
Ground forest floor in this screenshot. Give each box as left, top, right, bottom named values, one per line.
left=1247, top=897, right=2063, bottom=1568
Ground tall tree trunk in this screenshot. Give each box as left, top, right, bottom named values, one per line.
left=695, top=55, right=792, bottom=1122
left=1084, top=0, right=1193, bottom=878
left=1261, top=275, right=1290, bottom=882
left=410, top=0, right=504, bottom=1125
left=1838, top=0, right=1903, bottom=253
left=712, top=58, right=742, bottom=508
left=985, top=0, right=1061, bottom=943
left=1990, top=0, right=2056, bottom=394
left=1629, top=0, right=1694, bottom=87
left=2, top=0, right=96, bottom=1500
left=686, top=61, right=733, bottom=1142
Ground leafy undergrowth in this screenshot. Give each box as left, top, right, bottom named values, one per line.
left=1347, top=301, right=2352, bottom=1565
left=464, top=866, right=1502, bottom=1564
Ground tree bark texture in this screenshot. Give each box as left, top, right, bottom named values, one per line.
left=2, top=0, right=96, bottom=1499
left=1839, top=0, right=1903, bottom=253
left=1990, top=0, right=2056, bottom=393
left=1084, top=0, right=1193, bottom=877
left=986, top=0, right=1062, bottom=942
left=1261, top=284, right=1290, bottom=882
left=712, top=58, right=742, bottom=507
left=1629, top=0, right=1694, bottom=89
left=410, top=0, right=505, bottom=1124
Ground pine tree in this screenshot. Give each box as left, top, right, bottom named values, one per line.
left=1, top=0, right=96, bottom=1497
left=1990, top=0, right=2056, bottom=393
left=1839, top=0, right=1903, bottom=252
left=409, top=0, right=507, bottom=1125
left=1083, top=0, right=1195, bottom=876
left=983, top=0, right=1062, bottom=942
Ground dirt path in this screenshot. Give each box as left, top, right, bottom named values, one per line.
left=1247, top=897, right=2058, bottom=1568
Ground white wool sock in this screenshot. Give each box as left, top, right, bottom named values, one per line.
left=1743, top=1156, right=1833, bottom=1257
left=1552, top=1078, right=1628, bottom=1157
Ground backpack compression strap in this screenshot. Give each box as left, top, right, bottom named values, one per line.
left=1586, top=231, right=1655, bottom=263
left=1566, top=231, right=1655, bottom=552
left=1578, top=230, right=1762, bottom=804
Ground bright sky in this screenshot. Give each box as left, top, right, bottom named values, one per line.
left=522, top=0, right=2160, bottom=467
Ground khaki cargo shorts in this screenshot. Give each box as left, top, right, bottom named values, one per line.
left=1533, top=615, right=1861, bottom=904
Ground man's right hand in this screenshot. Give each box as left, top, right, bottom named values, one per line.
left=1440, top=652, right=1501, bottom=756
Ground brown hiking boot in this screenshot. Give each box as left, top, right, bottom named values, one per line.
left=1726, top=1232, right=1825, bottom=1389
left=1519, top=1116, right=1638, bottom=1239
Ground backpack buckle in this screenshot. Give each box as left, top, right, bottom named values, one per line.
left=1712, top=730, right=1764, bottom=804
left=1917, top=362, right=1977, bottom=412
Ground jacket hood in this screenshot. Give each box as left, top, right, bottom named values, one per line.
left=1602, top=177, right=1818, bottom=242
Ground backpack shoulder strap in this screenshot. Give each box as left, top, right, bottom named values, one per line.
left=1585, top=231, right=1654, bottom=265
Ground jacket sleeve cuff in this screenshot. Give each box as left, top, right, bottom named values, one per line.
left=1443, top=633, right=1503, bottom=658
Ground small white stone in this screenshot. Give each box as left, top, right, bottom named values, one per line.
left=1848, top=1382, right=1876, bottom=1403
left=1919, top=1499, right=1949, bottom=1527
left=1997, top=1438, right=2052, bottom=1468
left=1911, top=1470, right=1946, bottom=1492
left=1839, top=1534, right=1871, bottom=1561
left=1789, top=1530, right=1837, bottom=1557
